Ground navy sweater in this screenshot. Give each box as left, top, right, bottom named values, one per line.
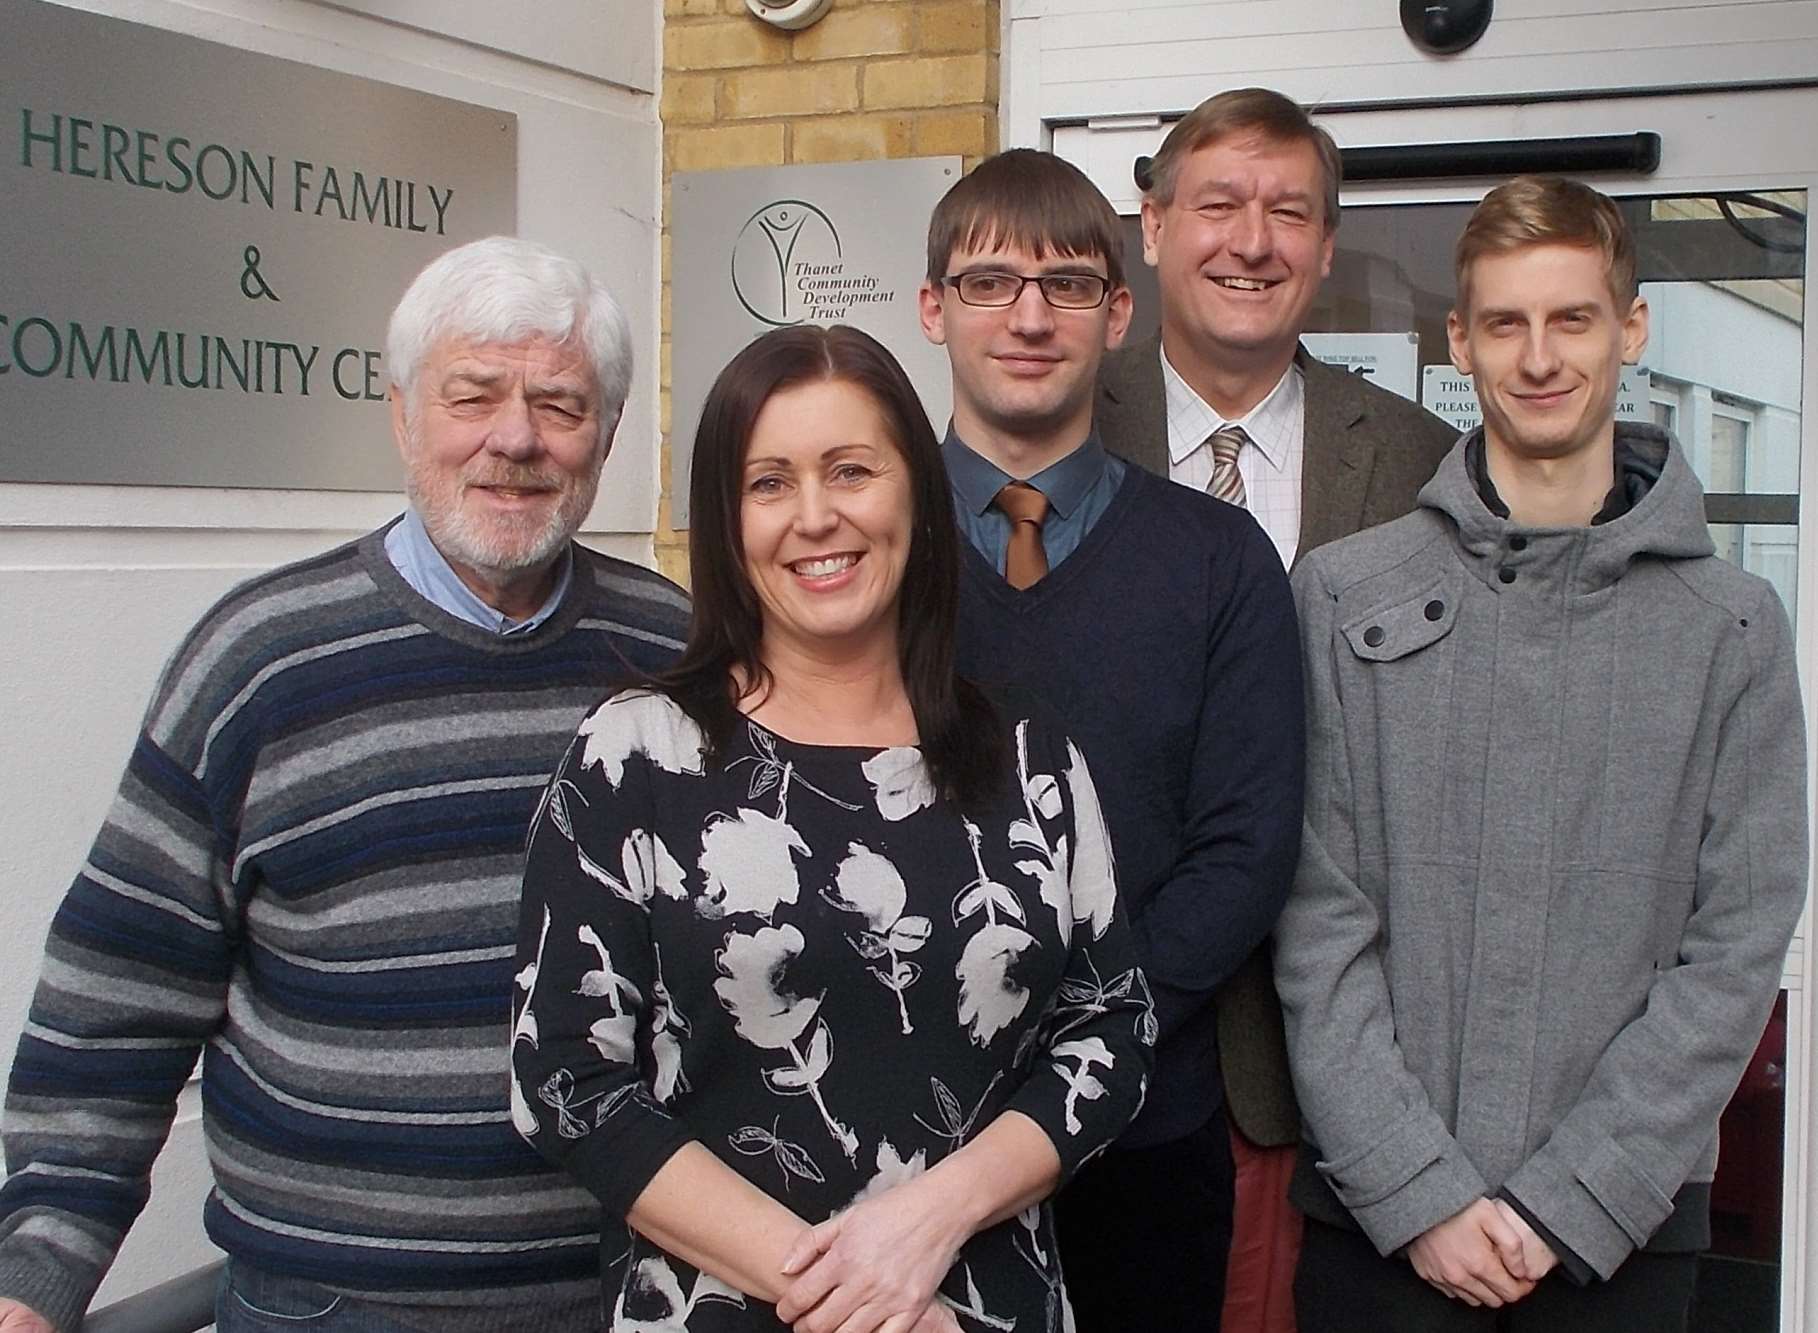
left=0, top=529, right=690, bottom=1332
left=955, top=463, right=1304, bottom=1148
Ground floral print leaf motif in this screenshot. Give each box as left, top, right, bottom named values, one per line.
left=623, top=829, right=687, bottom=906
left=594, top=1082, right=640, bottom=1126
left=1064, top=741, right=1116, bottom=940
left=952, top=818, right=1029, bottom=929
left=1130, top=966, right=1158, bottom=1047
left=1052, top=1037, right=1114, bottom=1135
left=614, top=1253, right=747, bottom=1333
left=863, top=746, right=937, bottom=821
left=510, top=907, right=552, bottom=1138
left=698, top=808, right=809, bottom=920
left=761, top=1017, right=832, bottom=1093
left=1041, top=953, right=1155, bottom=1057
left=576, top=925, right=639, bottom=1064
left=953, top=818, right=1036, bottom=1047
left=727, top=722, right=863, bottom=824
left=824, top=842, right=931, bottom=1035
left=575, top=842, right=630, bottom=898
left=577, top=695, right=706, bottom=789
left=848, top=1137, right=928, bottom=1206
left=729, top=1122, right=826, bottom=1189
left=1027, top=773, right=1063, bottom=822
left=940, top=1263, right=1017, bottom=1332
left=714, top=926, right=858, bottom=1161
left=913, top=1070, right=1004, bottom=1148
left=1010, top=721, right=1073, bottom=947
left=649, top=944, right=691, bottom=1104
left=537, top=1070, right=592, bottom=1139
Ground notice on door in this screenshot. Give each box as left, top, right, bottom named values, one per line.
left=1421, top=364, right=1652, bottom=432
left=1302, top=332, right=1420, bottom=403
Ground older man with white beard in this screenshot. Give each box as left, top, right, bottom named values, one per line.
left=0, top=236, right=690, bottom=1333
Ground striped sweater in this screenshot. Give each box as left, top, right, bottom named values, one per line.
left=0, top=526, right=690, bottom=1332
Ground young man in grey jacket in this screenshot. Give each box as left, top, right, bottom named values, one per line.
left=1275, top=176, right=1808, bottom=1331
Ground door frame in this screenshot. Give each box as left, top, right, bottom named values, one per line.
left=1055, top=84, right=1818, bottom=1333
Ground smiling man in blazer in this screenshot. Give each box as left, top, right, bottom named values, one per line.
left=1097, top=87, right=1457, bottom=1332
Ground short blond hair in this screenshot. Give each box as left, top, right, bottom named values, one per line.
left=1455, top=176, right=1637, bottom=314
left=1145, top=87, right=1342, bottom=230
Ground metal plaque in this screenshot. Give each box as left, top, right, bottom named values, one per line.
left=670, top=157, right=960, bottom=527
left=0, top=0, right=517, bottom=490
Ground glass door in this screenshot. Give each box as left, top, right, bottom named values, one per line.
left=1060, top=83, right=1818, bottom=1333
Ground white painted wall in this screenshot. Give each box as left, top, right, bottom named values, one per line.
left=1006, top=0, right=1818, bottom=146
left=1, top=0, right=660, bottom=1312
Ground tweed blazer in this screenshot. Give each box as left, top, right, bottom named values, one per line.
left=1097, top=332, right=1458, bottom=1145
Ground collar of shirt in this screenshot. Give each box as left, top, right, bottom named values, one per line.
left=383, top=507, right=574, bottom=635
left=941, top=428, right=1111, bottom=520
left=1162, top=348, right=1304, bottom=473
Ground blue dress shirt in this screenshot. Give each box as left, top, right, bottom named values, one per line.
left=942, top=430, right=1126, bottom=577
left=383, top=508, right=573, bottom=634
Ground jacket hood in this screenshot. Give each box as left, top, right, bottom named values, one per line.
left=1418, top=422, right=1714, bottom=592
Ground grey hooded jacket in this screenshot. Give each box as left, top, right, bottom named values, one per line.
left=1276, top=423, right=1808, bottom=1280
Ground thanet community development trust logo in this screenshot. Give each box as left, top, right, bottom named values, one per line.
left=731, top=199, right=895, bottom=327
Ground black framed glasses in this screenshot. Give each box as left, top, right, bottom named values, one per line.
left=944, top=271, right=1111, bottom=309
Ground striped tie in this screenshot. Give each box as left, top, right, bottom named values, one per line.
left=1208, top=424, right=1248, bottom=508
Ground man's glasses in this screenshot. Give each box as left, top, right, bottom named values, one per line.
left=944, top=271, right=1111, bottom=310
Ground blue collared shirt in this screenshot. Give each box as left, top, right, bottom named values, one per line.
left=943, top=429, right=1126, bottom=576
left=383, top=508, right=573, bottom=634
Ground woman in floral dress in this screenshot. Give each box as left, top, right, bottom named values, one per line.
left=512, top=326, right=1153, bottom=1333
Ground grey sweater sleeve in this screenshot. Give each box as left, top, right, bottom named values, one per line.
left=0, top=729, right=230, bottom=1333
left=1502, top=586, right=1808, bottom=1279
left=1272, top=555, right=1487, bottom=1257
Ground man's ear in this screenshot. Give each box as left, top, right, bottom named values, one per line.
left=918, top=281, right=948, bottom=347
left=1139, top=197, right=1163, bottom=269
left=1446, top=308, right=1473, bottom=377
left=598, top=409, right=622, bottom=465
left=1105, top=285, right=1134, bottom=351
left=389, top=386, right=412, bottom=459
left=1621, top=295, right=1650, bottom=365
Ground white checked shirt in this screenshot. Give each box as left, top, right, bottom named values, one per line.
left=1163, top=350, right=1305, bottom=571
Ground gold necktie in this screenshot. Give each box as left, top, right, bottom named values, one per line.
left=994, top=482, right=1050, bottom=590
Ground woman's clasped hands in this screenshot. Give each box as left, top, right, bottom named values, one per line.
left=774, top=1168, right=974, bottom=1333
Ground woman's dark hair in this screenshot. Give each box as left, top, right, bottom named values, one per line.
left=658, top=324, right=1006, bottom=807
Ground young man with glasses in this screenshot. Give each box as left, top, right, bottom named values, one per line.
left=921, top=148, right=1306, bottom=1331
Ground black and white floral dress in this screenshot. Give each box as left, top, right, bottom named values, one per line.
left=512, top=690, right=1154, bottom=1332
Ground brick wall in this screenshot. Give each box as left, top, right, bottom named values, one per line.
left=655, top=0, right=1000, bottom=581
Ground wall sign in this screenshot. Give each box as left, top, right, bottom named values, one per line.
left=0, top=0, right=517, bottom=491
left=1421, top=363, right=1652, bottom=432
left=1301, top=332, right=1420, bottom=403
left=670, top=157, right=959, bottom=527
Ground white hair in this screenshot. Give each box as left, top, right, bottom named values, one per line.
left=385, top=236, right=633, bottom=438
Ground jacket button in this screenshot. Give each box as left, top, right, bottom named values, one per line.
left=1424, top=600, right=1445, bottom=621
left=1509, top=535, right=1529, bottom=551
left=1498, top=568, right=1517, bottom=585
left=1363, top=625, right=1386, bottom=647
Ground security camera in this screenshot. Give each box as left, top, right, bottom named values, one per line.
left=745, top=0, right=835, bottom=30
left=1400, top=0, right=1493, bottom=55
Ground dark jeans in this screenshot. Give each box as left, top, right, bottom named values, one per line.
left=214, top=1262, right=600, bottom=1332
left=1054, top=1112, right=1236, bottom=1333
left=216, top=1263, right=426, bottom=1332
left=1295, top=1217, right=1699, bottom=1333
